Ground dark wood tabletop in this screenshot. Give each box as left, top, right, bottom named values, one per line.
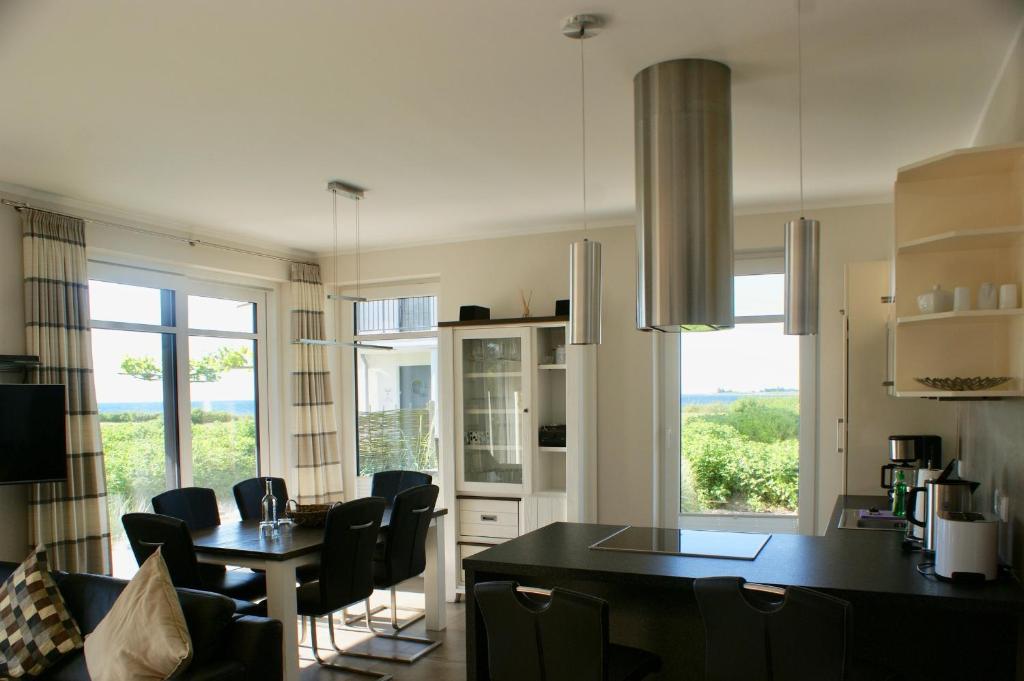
left=192, top=507, right=448, bottom=561
left=464, top=517, right=1024, bottom=610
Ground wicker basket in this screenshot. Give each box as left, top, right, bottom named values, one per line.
left=284, top=501, right=336, bottom=528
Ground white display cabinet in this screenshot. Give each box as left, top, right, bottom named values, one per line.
left=437, top=315, right=596, bottom=593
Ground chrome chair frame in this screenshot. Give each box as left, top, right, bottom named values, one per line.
left=303, top=609, right=393, bottom=680
left=341, top=585, right=424, bottom=631
left=334, top=597, right=442, bottom=664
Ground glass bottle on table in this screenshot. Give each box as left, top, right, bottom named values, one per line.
left=260, top=479, right=278, bottom=532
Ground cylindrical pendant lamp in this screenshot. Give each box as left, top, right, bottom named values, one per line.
left=569, top=239, right=602, bottom=345
left=784, top=217, right=819, bottom=335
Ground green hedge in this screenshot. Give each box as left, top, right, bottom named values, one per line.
left=682, top=397, right=799, bottom=513
left=100, top=410, right=257, bottom=535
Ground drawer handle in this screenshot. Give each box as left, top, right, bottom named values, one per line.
left=480, top=514, right=498, bottom=522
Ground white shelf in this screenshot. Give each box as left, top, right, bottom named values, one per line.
left=895, top=389, right=1024, bottom=399
left=537, top=446, right=567, bottom=453
left=896, top=142, right=1024, bottom=182
left=465, top=408, right=517, bottom=414
left=896, top=225, right=1024, bottom=254
left=538, top=364, right=566, bottom=370
left=532, top=489, right=567, bottom=497
left=464, top=372, right=522, bottom=378
left=896, top=308, right=1024, bottom=325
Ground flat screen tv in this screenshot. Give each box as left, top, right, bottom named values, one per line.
left=0, top=384, right=68, bottom=485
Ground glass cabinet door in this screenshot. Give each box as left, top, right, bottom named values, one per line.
left=460, top=333, right=528, bottom=486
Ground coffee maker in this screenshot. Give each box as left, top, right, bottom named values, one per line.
left=881, top=435, right=942, bottom=502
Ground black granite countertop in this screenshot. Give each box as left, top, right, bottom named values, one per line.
left=464, top=496, right=1024, bottom=611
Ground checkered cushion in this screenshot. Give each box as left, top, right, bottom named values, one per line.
left=0, top=546, right=83, bottom=678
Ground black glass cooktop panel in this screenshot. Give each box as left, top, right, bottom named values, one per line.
left=589, top=526, right=771, bottom=561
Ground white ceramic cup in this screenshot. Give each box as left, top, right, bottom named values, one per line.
left=978, top=282, right=999, bottom=310
left=999, top=284, right=1019, bottom=310
left=953, top=287, right=971, bottom=312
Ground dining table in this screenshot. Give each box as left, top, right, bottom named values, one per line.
left=191, top=507, right=449, bottom=681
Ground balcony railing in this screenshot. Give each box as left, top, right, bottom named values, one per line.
left=355, top=296, right=437, bottom=335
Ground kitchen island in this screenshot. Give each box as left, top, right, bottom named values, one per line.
left=463, top=496, right=1024, bottom=680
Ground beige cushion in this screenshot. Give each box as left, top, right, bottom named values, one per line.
left=84, top=548, right=192, bottom=681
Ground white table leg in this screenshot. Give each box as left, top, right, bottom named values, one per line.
left=424, top=514, right=447, bottom=631
left=265, top=560, right=300, bottom=681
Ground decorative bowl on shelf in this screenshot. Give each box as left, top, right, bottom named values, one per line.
left=913, top=376, right=1012, bottom=391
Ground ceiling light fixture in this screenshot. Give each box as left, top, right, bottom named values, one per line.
left=784, top=0, right=820, bottom=336
left=294, top=181, right=392, bottom=350
left=564, top=13, right=603, bottom=346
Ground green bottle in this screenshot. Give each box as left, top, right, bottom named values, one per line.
left=892, top=469, right=907, bottom=517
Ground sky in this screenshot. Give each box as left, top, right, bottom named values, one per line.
left=680, top=274, right=800, bottom=395
left=89, top=281, right=257, bottom=405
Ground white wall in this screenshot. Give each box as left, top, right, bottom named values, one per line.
left=964, top=19, right=1024, bottom=567
left=972, top=20, right=1024, bottom=147
left=323, top=202, right=904, bottom=531
left=324, top=224, right=657, bottom=527
left=0, top=207, right=29, bottom=561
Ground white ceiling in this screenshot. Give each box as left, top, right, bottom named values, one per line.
left=0, top=0, right=1020, bottom=253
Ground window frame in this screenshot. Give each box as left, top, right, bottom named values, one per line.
left=87, top=261, right=272, bottom=489
left=661, top=251, right=817, bottom=535
left=335, top=281, right=440, bottom=497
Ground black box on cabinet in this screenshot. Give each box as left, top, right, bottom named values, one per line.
left=459, top=305, right=490, bottom=321
left=555, top=299, right=570, bottom=316
left=538, top=425, right=567, bottom=447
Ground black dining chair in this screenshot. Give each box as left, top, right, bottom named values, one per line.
left=694, top=577, right=902, bottom=681
left=152, top=486, right=221, bottom=531
left=232, top=477, right=289, bottom=522
left=340, top=484, right=441, bottom=663
left=121, top=512, right=266, bottom=608
left=290, top=497, right=391, bottom=680
left=474, top=581, right=661, bottom=681
left=369, top=470, right=432, bottom=506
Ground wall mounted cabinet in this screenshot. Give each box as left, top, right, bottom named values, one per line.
left=892, top=143, right=1024, bottom=399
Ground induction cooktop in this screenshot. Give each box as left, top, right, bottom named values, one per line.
left=589, top=526, right=771, bottom=561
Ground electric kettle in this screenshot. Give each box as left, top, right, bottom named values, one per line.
left=907, top=467, right=980, bottom=552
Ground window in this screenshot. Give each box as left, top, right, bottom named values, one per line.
left=680, top=273, right=801, bottom=518
left=89, top=269, right=268, bottom=577
left=354, top=296, right=438, bottom=477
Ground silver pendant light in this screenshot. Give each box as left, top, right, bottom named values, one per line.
left=565, top=14, right=603, bottom=345
left=784, top=0, right=820, bottom=336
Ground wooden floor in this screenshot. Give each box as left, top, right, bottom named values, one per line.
left=299, top=579, right=466, bottom=681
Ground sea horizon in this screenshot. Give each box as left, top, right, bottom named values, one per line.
left=99, top=399, right=256, bottom=416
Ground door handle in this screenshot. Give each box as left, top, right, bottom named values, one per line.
left=480, top=514, right=498, bottom=522
left=836, top=418, right=845, bottom=454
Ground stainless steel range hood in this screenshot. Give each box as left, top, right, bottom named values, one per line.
left=635, top=59, right=734, bottom=332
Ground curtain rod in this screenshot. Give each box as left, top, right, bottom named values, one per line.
left=1, top=197, right=312, bottom=266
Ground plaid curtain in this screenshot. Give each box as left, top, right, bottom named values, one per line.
left=290, top=263, right=344, bottom=504
left=22, top=209, right=112, bottom=575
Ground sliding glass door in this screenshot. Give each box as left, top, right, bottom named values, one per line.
left=89, top=269, right=269, bottom=576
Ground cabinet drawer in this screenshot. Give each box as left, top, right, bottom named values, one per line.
left=460, top=508, right=518, bottom=528
left=460, top=518, right=519, bottom=540
left=459, top=543, right=493, bottom=584
left=460, top=498, right=519, bottom=515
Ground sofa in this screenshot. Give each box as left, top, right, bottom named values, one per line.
left=0, top=562, right=282, bottom=681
